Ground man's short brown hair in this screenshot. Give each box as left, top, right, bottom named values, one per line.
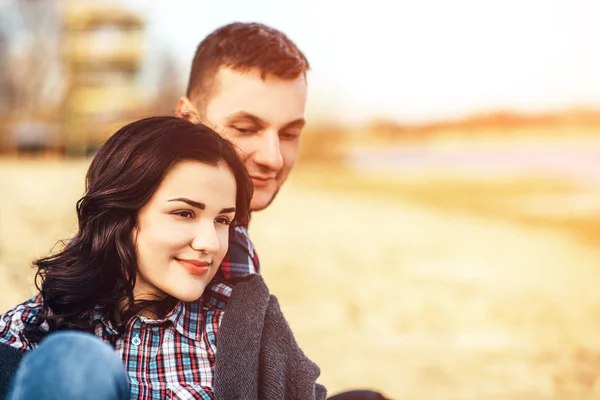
left=185, top=22, right=310, bottom=108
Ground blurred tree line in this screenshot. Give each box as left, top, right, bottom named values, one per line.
left=0, top=0, right=62, bottom=117
left=0, top=0, right=182, bottom=153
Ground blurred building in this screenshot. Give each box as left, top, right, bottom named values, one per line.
left=61, top=1, right=148, bottom=156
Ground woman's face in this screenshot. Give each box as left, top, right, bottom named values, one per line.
left=133, top=160, right=237, bottom=303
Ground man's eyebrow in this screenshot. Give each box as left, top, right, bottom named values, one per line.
left=168, top=198, right=205, bottom=210
left=227, top=112, right=267, bottom=127
left=281, top=118, right=305, bottom=131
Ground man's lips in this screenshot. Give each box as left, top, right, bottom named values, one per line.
left=250, top=175, right=275, bottom=188
left=175, top=258, right=211, bottom=275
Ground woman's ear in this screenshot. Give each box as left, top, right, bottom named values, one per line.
left=131, top=224, right=139, bottom=246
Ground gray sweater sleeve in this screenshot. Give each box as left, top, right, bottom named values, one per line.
left=213, top=275, right=326, bottom=400
left=259, top=295, right=327, bottom=400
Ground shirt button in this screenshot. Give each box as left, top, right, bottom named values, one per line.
left=131, top=336, right=141, bottom=346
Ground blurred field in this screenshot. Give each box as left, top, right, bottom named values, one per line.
left=2, top=135, right=600, bottom=399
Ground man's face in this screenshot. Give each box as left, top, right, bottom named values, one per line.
left=181, top=67, right=308, bottom=212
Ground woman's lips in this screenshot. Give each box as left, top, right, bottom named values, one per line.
left=175, top=258, right=211, bottom=275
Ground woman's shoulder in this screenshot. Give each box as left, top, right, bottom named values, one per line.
left=0, top=293, right=48, bottom=352
left=1, top=293, right=46, bottom=323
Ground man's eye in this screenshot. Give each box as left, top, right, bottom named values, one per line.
left=233, top=126, right=257, bottom=134
left=215, top=216, right=232, bottom=226
left=280, top=132, right=300, bottom=141
left=173, top=210, right=194, bottom=219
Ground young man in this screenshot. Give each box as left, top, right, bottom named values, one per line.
left=175, top=22, right=308, bottom=279
left=176, top=22, right=387, bottom=400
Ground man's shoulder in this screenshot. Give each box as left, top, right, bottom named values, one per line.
left=222, top=225, right=260, bottom=277
left=229, top=225, right=253, bottom=246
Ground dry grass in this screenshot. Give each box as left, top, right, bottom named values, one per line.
left=1, top=149, right=600, bottom=399
left=292, top=167, right=600, bottom=245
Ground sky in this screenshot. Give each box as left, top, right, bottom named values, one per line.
left=124, top=0, right=600, bottom=124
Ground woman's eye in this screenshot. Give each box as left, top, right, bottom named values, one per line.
left=174, top=210, right=194, bottom=219
left=215, top=216, right=232, bottom=226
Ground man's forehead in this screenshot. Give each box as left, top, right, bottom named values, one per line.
left=205, top=67, right=307, bottom=127
left=212, top=66, right=306, bottom=96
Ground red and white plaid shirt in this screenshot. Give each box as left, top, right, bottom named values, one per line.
left=0, top=225, right=261, bottom=399
left=219, top=225, right=260, bottom=278
left=0, top=281, right=232, bottom=399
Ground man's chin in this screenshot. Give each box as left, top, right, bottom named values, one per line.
left=249, top=189, right=280, bottom=213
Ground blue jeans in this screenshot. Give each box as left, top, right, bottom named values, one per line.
left=6, top=331, right=129, bottom=400
left=2, top=332, right=388, bottom=400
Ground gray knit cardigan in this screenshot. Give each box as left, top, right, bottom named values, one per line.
left=214, top=274, right=327, bottom=399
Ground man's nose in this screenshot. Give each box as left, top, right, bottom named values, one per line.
left=253, top=131, right=283, bottom=172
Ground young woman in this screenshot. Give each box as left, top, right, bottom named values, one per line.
left=0, top=116, right=326, bottom=400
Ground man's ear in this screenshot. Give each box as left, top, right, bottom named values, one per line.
left=175, top=97, right=201, bottom=123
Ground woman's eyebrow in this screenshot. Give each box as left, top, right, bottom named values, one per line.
left=168, top=199, right=235, bottom=215
left=168, top=198, right=205, bottom=210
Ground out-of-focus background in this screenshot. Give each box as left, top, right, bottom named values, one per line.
left=1, top=0, right=600, bottom=398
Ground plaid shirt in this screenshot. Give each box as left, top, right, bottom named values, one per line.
left=0, top=225, right=259, bottom=399
left=220, top=225, right=260, bottom=278
left=0, top=282, right=232, bottom=399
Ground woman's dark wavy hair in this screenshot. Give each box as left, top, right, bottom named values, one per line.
left=26, top=116, right=253, bottom=341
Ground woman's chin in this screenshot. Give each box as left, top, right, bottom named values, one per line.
left=170, top=288, right=206, bottom=303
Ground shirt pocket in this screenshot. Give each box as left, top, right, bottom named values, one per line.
left=128, top=381, right=165, bottom=400
left=167, top=383, right=214, bottom=400
left=129, top=382, right=212, bottom=399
